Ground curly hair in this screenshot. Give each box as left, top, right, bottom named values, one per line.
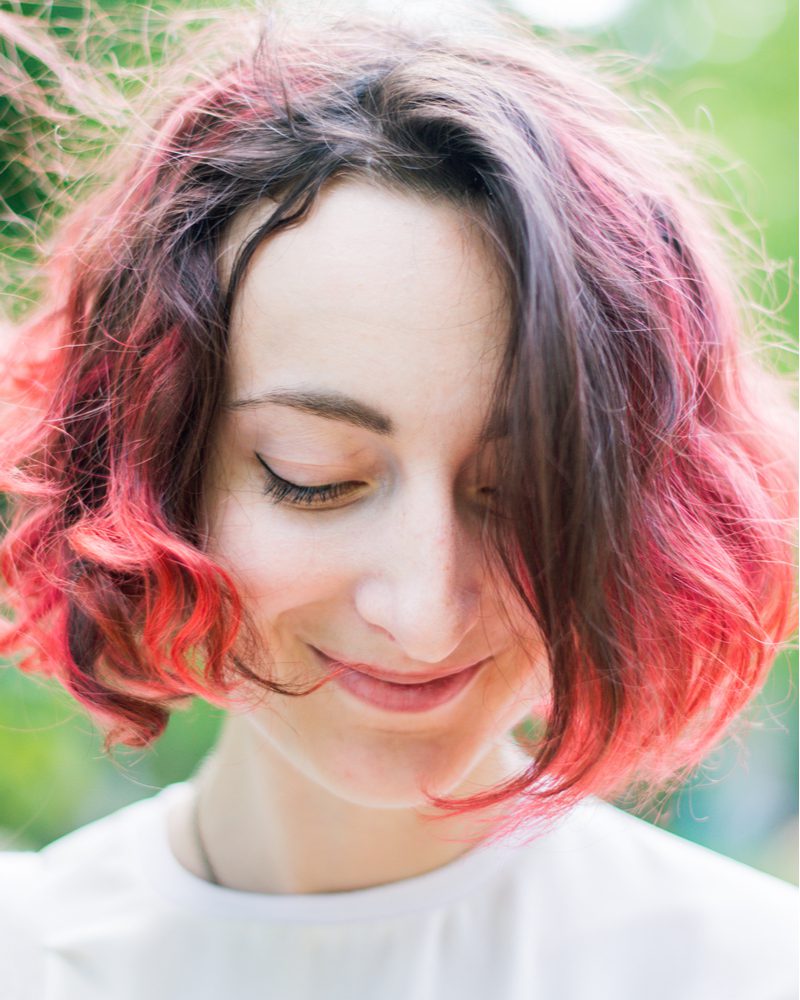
left=0, top=3, right=796, bottom=837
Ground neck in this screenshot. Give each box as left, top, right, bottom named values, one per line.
left=178, top=711, right=529, bottom=895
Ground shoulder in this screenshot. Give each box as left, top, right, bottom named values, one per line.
left=0, top=850, right=46, bottom=1000
left=0, top=786, right=179, bottom=1000
left=511, top=798, right=798, bottom=999
left=573, top=797, right=797, bottom=912
left=32, top=788, right=175, bottom=920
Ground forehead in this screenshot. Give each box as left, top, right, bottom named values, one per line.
left=220, top=179, right=508, bottom=437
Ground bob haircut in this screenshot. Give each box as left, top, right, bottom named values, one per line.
left=0, top=4, right=796, bottom=837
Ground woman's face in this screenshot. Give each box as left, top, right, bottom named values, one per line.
left=204, top=177, right=547, bottom=810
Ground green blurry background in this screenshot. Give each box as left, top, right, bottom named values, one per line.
left=0, top=0, right=797, bottom=884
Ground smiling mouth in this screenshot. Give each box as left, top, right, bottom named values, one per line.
left=309, top=646, right=485, bottom=685
left=309, top=645, right=486, bottom=713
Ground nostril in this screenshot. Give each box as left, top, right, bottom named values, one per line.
left=371, top=624, right=396, bottom=642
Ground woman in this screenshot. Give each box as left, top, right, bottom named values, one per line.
left=0, top=5, right=796, bottom=998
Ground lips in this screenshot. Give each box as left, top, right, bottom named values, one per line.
left=310, top=645, right=486, bottom=713
left=311, top=646, right=485, bottom=686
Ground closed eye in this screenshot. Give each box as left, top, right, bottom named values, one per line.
left=255, top=454, right=364, bottom=508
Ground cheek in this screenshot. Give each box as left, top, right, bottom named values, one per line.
left=204, top=489, right=354, bottom=619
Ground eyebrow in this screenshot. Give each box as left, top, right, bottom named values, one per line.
left=225, top=386, right=508, bottom=441
left=225, top=387, right=394, bottom=435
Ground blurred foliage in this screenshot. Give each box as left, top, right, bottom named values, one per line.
left=0, top=0, right=797, bottom=885
left=602, top=0, right=798, bottom=371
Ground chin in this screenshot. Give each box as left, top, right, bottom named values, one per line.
left=309, top=736, right=489, bottom=811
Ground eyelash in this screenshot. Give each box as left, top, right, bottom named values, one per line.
left=255, top=454, right=501, bottom=512
left=256, top=454, right=362, bottom=509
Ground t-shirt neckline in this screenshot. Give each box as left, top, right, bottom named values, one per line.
left=133, top=780, right=522, bottom=924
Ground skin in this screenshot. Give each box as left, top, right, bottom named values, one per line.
left=168, top=177, right=549, bottom=894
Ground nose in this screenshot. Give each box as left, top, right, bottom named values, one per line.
left=353, top=476, right=484, bottom=665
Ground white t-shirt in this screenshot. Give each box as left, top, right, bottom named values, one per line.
left=1, top=780, right=797, bottom=999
